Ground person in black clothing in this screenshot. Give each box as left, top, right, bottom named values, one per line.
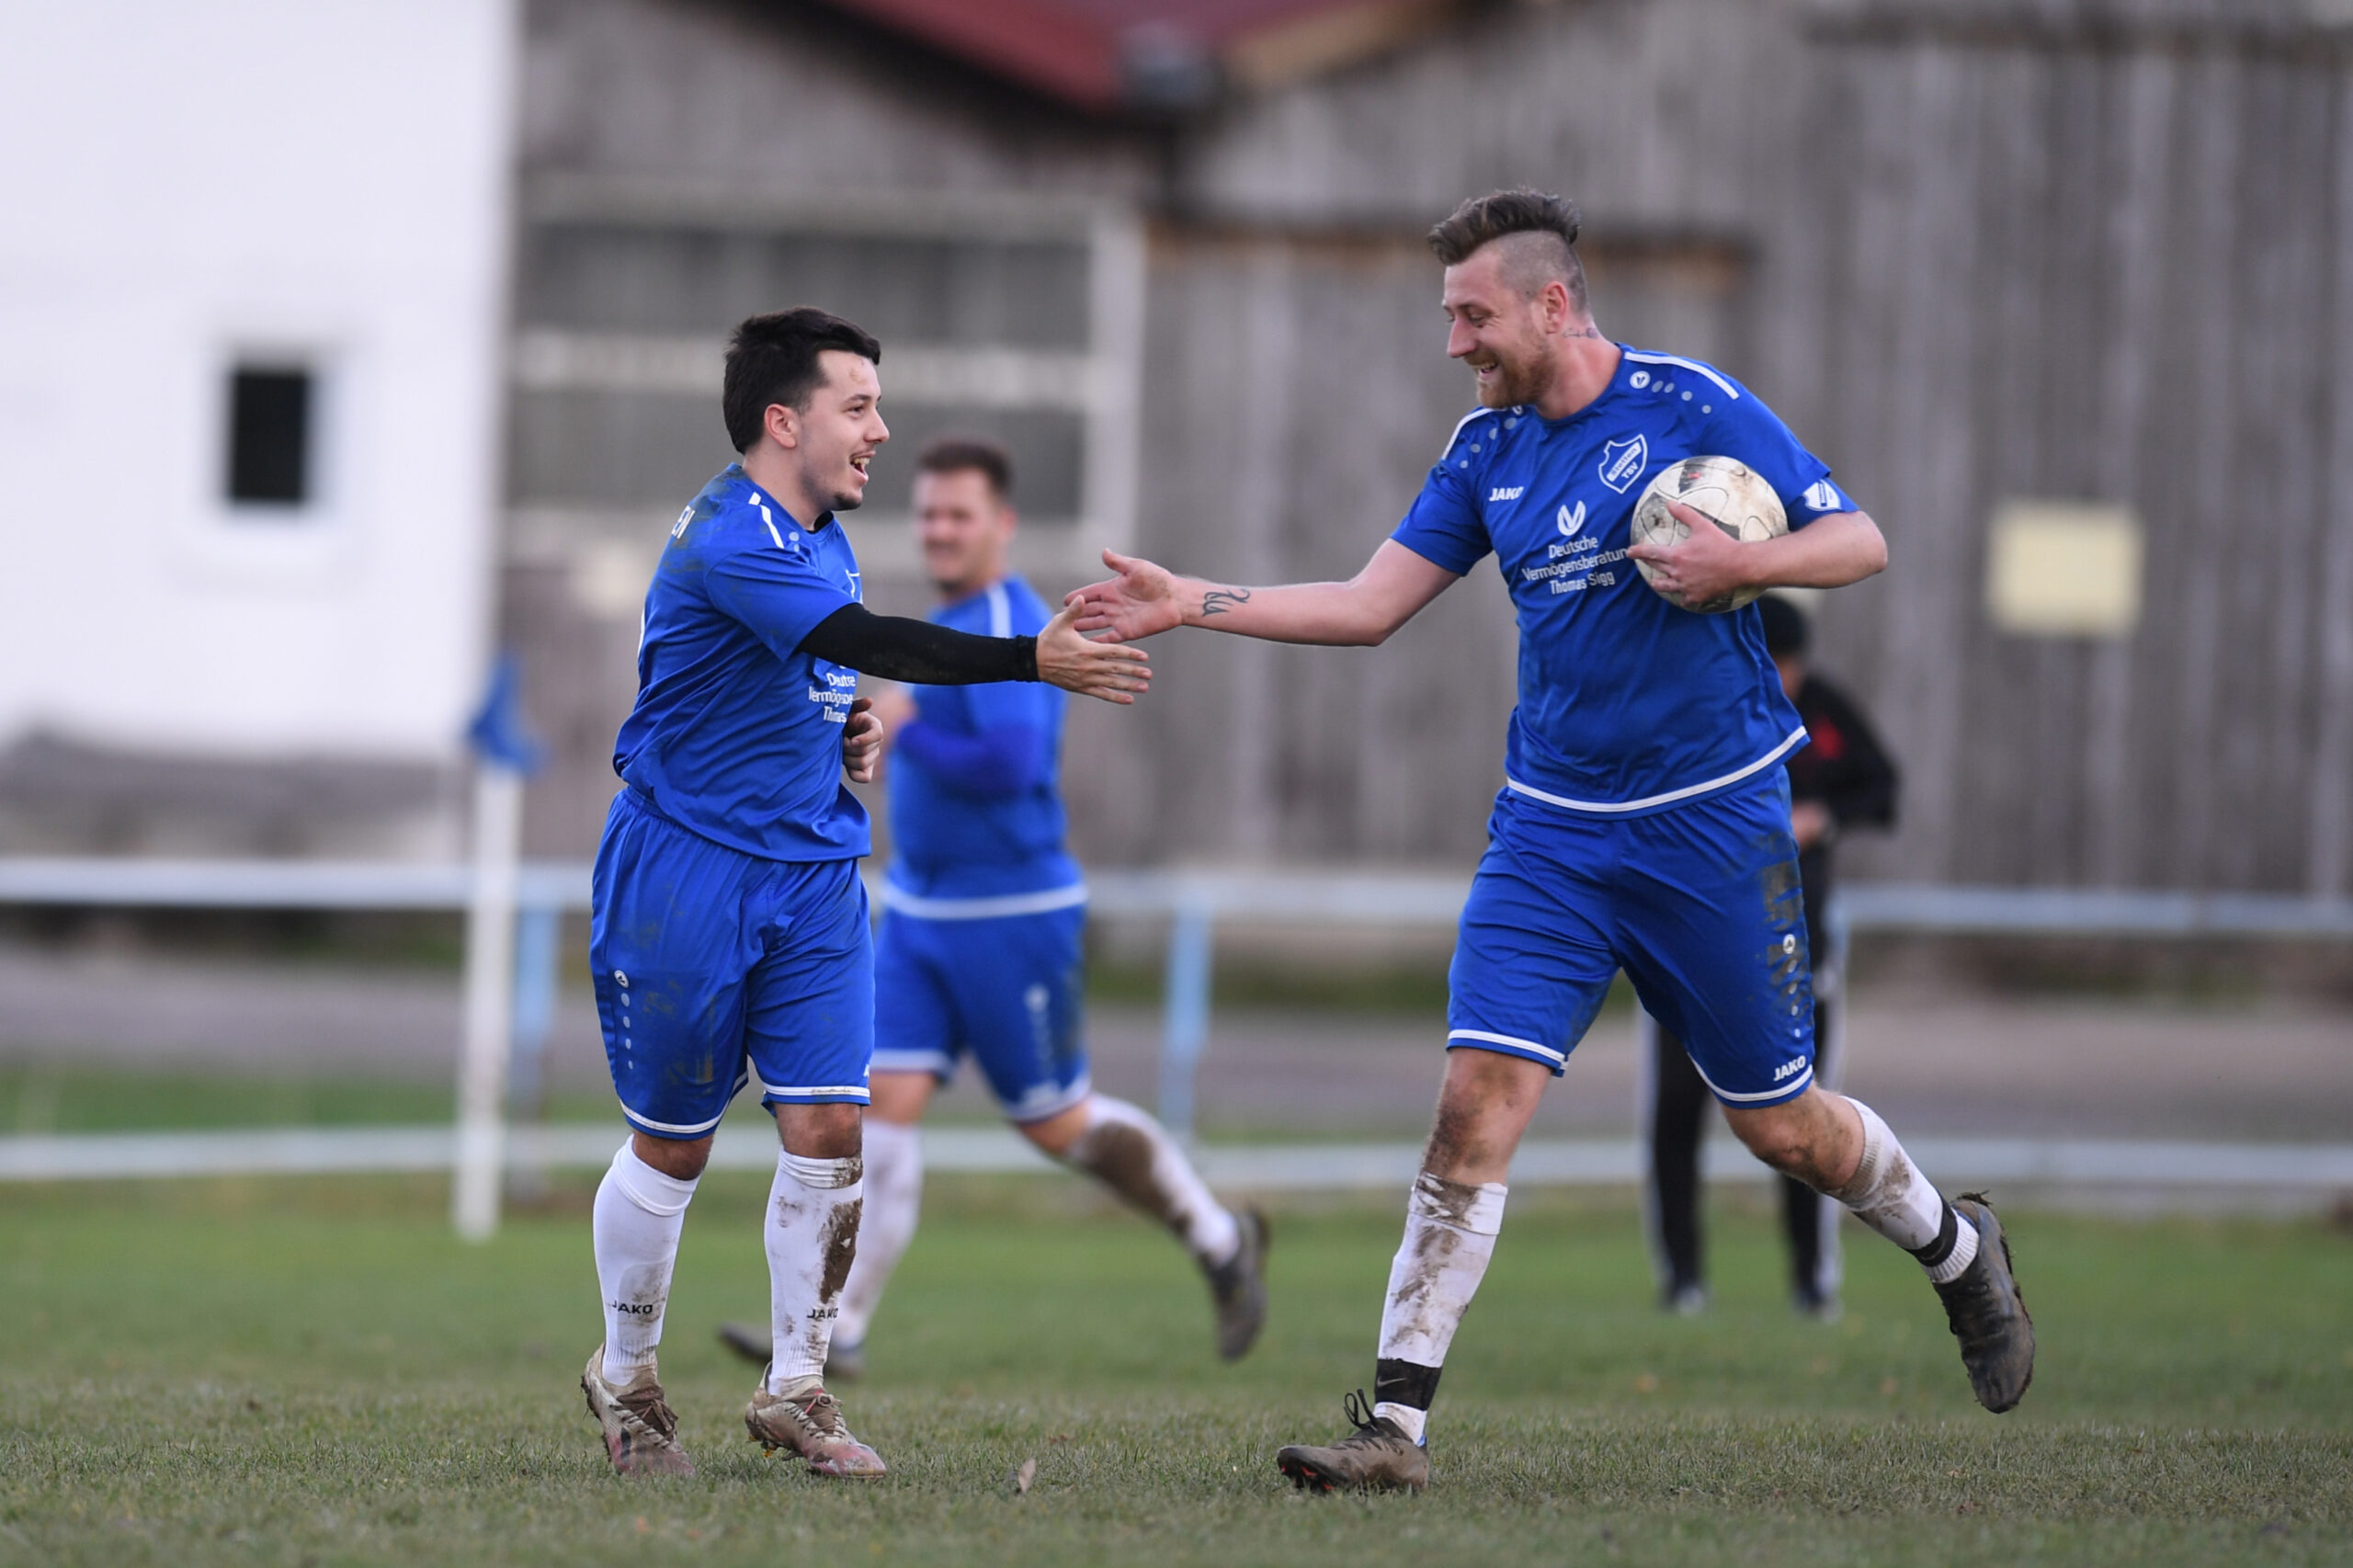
left=1643, top=593, right=1898, bottom=1319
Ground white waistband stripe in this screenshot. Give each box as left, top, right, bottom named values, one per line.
left=1506, top=726, right=1808, bottom=816
left=881, top=882, right=1089, bottom=920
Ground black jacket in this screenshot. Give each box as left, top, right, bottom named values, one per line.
left=1785, top=673, right=1898, bottom=956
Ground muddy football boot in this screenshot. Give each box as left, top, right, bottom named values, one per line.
left=1933, top=1194, right=2035, bottom=1413
left=1206, top=1208, right=1270, bottom=1361
left=580, top=1346, right=695, bottom=1477
left=1276, top=1390, right=1430, bottom=1493
left=745, top=1369, right=888, bottom=1478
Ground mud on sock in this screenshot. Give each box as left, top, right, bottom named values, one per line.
left=835, top=1119, right=921, bottom=1346
left=1831, top=1098, right=1978, bottom=1284
left=1063, top=1096, right=1241, bottom=1265
left=1371, top=1171, right=1507, bottom=1442
left=592, top=1143, right=699, bottom=1379
left=766, top=1150, right=864, bottom=1392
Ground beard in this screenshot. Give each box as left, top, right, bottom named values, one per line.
left=1472, top=339, right=1557, bottom=408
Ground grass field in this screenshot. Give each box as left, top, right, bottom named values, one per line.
left=4, top=1170, right=2350, bottom=1566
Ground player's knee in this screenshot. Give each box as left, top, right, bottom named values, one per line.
left=631, top=1131, right=714, bottom=1182
left=775, top=1101, right=864, bottom=1161
left=1724, top=1101, right=1824, bottom=1183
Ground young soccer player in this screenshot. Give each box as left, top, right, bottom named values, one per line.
left=580, top=309, right=1149, bottom=1480
left=713, top=436, right=1266, bottom=1379
left=1075, top=190, right=2033, bottom=1493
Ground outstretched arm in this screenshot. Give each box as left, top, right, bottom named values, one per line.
left=1071, top=540, right=1458, bottom=646
left=801, top=600, right=1149, bottom=704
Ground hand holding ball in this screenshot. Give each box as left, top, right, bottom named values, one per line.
left=1628, top=456, right=1788, bottom=614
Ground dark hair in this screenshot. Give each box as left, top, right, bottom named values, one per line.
left=1758, top=593, right=1811, bottom=658
left=722, top=308, right=882, bottom=452
left=1427, top=188, right=1587, bottom=312
left=915, top=436, right=1014, bottom=501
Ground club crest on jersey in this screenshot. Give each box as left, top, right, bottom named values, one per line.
left=1557, top=500, right=1587, bottom=537
left=1802, top=480, right=1843, bottom=513
left=1598, top=435, right=1649, bottom=493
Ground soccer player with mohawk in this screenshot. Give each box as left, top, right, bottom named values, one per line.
left=1076, top=190, right=2033, bottom=1493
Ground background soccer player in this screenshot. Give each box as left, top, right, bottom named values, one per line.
left=1076, top=190, right=2033, bottom=1493
left=716, top=436, right=1267, bottom=1379
left=580, top=309, right=1149, bottom=1481
left=1644, top=592, right=1901, bottom=1320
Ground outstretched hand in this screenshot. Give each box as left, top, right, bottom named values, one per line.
left=1036, top=597, right=1152, bottom=704
left=1070, top=549, right=1186, bottom=643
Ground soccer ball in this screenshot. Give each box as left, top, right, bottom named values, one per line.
left=1629, top=456, right=1788, bottom=614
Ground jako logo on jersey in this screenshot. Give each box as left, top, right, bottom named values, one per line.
left=1772, top=1056, right=1807, bottom=1082
left=1488, top=486, right=1525, bottom=502
left=1598, top=435, right=1649, bottom=493
left=1802, top=480, right=1843, bottom=512
left=1557, top=501, right=1587, bottom=537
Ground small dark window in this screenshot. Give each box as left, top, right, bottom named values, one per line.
left=225, top=366, right=313, bottom=506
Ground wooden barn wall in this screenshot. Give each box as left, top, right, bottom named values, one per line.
left=1791, top=13, right=2353, bottom=895
left=1064, top=226, right=1756, bottom=867
left=502, top=0, right=2353, bottom=893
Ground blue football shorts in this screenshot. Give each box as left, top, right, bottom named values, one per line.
left=1446, top=774, right=1816, bottom=1107
left=589, top=789, right=873, bottom=1141
left=871, top=902, right=1090, bottom=1124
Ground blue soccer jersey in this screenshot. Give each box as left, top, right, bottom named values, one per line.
left=881, top=576, right=1081, bottom=905
left=611, top=463, right=869, bottom=861
left=1392, top=347, right=1856, bottom=817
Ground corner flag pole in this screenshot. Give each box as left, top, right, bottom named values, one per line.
left=454, top=655, right=542, bottom=1242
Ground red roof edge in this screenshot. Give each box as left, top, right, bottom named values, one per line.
left=817, top=0, right=1126, bottom=112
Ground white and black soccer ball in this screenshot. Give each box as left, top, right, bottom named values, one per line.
left=1629, top=455, right=1788, bottom=614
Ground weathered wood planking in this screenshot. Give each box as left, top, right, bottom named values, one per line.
left=500, top=0, right=2353, bottom=896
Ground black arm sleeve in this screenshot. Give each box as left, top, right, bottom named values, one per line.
left=797, top=603, right=1039, bottom=685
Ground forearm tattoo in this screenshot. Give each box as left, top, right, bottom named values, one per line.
left=1200, top=585, right=1253, bottom=618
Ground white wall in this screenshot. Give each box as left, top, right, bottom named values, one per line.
left=0, top=0, right=517, bottom=762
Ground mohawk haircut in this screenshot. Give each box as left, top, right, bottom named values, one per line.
left=915, top=435, right=1014, bottom=501
left=1427, top=188, right=1589, bottom=313
left=722, top=308, right=883, bottom=452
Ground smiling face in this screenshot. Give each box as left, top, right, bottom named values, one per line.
left=786, top=350, right=889, bottom=513
left=915, top=466, right=1014, bottom=599
left=1442, top=244, right=1569, bottom=409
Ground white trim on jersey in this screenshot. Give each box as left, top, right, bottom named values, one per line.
left=760, top=512, right=787, bottom=550
left=880, top=881, right=1089, bottom=920
left=1439, top=405, right=1502, bottom=459
left=1506, top=725, right=1808, bottom=816
left=759, top=1085, right=874, bottom=1099
left=1448, top=1027, right=1567, bottom=1065
left=1688, top=1053, right=1813, bottom=1103
left=1623, top=351, right=1741, bottom=401
left=985, top=581, right=1011, bottom=639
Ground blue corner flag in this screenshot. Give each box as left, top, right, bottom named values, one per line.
left=466, top=653, right=544, bottom=775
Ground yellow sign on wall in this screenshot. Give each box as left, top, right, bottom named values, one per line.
left=1985, top=501, right=2143, bottom=638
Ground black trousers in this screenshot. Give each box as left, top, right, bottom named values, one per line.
left=1643, top=995, right=1842, bottom=1307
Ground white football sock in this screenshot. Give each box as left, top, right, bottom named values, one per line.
left=835, top=1119, right=922, bottom=1346
left=1062, top=1096, right=1241, bottom=1265
left=591, top=1143, right=699, bottom=1379
left=1832, top=1098, right=1979, bottom=1284
left=766, top=1148, right=865, bottom=1392
left=1372, top=1171, right=1508, bottom=1443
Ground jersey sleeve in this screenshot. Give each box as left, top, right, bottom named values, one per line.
left=704, top=541, right=860, bottom=661
left=1389, top=414, right=1493, bottom=574
left=1700, top=392, right=1853, bottom=529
